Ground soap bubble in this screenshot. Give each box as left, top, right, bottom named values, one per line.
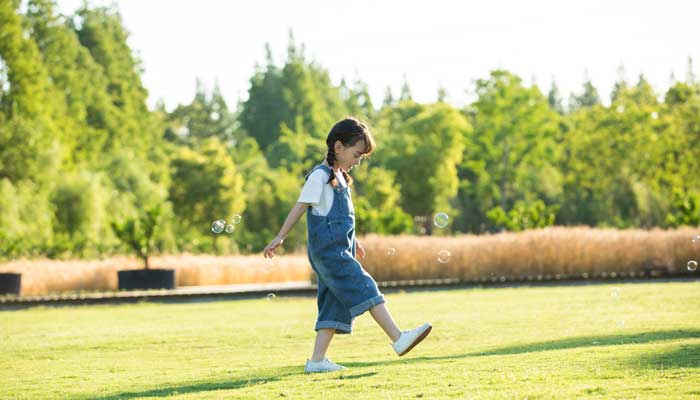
left=267, top=293, right=276, bottom=300
left=231, top=214, right=242, bottom=224
left=225, top=224, right=235, bottom=234
left=434, top=212, right=449, bottom=229
left=688, top=260, right=698, bottom=272
left=437, top=250, right=451, bottom=264
left=387, top=248, right=396, bottom=256
left=611, top=287, right=620, bottom=298
left=211, top=220, right=225, bottom=234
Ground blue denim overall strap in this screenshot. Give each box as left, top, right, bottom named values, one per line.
left=304, top=164, right=385, bottom=334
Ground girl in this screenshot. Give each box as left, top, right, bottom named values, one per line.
left=263, top=117, right=432, bottom=373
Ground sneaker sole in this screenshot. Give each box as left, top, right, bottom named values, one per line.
left=397, top=325, right=432, bottom=356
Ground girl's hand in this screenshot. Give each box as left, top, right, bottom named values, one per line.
left=355, top=239, right=366, bottom=259
left=263, top=236, right=284, bottom=258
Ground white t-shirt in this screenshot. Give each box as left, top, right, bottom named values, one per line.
left=298, top=167, right=349, bottom=216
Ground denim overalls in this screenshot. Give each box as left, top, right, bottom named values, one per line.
left=305, top=164, right=386, bottom=334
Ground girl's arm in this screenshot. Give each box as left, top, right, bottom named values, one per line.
left=354, top=238, right=366, bottom=258
left=263, top=202, right=310, bottom=258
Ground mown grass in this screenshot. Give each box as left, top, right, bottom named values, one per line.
left=1, top=280, right=698, bottom=399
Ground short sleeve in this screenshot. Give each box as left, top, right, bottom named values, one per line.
left=298, top=169, right=327, bottom=206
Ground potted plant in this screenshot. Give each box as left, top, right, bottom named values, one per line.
left=111, top=204, right=175, bottom=290
left=0, top=272, right=21, bottom=295
left=0, top=233, right=21, bottom=295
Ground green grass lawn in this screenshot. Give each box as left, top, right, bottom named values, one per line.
left=1, top=280, right=699, bottom=399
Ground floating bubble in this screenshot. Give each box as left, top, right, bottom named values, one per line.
left=616, top=105, right=625, bottom=113
left=387, top=248, right=396, bottom=256
left=434, top=212, right=449, bottom=229
left=225, top=224, right=235, bottom=234
left=437, top=250, right=451, bottom=264
left=688, top=260, right=698, bottom=272
left=611, top=287, right=620, bottom=298
left=692, top=235, right=700, bottom=244
left=211, top=220, right=225, bottom=234
left=618, top=320, right=625, bottom=328
left=267, top=293, right=276, bottom=300
left=231, top=214, right=242, bottom=224
left=650, top=111, right=658, bottom=119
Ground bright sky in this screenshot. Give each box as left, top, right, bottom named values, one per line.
left=55, top=0, right=700, bottom=111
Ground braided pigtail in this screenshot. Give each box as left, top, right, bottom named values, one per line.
left=341, top=170, right=353, bottom=187
left=326, top=148, right=339, bottom=188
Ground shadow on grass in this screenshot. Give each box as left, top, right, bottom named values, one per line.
left=628, top=343, right=700, bottom=369
left=79, top=329, right=698, bottom=399
left=336, top=371, right=378, bottom=380
left=341, top=328, right=700, bottom=369
left=80, top=368, right=377, bottom=399
left=78, top=367, right=304, bottom=400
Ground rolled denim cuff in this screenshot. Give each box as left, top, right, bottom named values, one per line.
left=349, top=294, right=386, bottom=318
left=315, top=320, right=352, bottom=334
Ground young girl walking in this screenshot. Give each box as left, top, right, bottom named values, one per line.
left=263, top=117, right=432, bottom=373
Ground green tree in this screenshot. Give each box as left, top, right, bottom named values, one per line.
left=487, top=200, right=559, bottom=232
left=351, top=165, right=414, bottom=235
left=568, top=70, right=600, bottom=112
left=168, top=138, right=245, bottom=253
left=378, top=101, right=469, bottom=234
left=547, top=78, right=565, bottom=114
left=166, top=80, right=239, bottom=146
left=111, top=204, right=163, bottom=269
left=458, top=70, right=562, bottom=232
left=240, top=33, right=347, bottom=152
left=0, top=0, right=62, bottom=184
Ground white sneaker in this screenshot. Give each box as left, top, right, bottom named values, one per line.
left=392, top=323, right=432, bottom=356
left=304, top=358, right=347, bottom=373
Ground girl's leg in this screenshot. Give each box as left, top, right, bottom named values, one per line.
left=369, top=303, right=402, bottom=342
left=311, top=328, right=335, bottom=362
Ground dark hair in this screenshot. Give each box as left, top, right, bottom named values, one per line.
left=325, top=117, right=376, bottom=187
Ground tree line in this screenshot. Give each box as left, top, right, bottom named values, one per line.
left=1, top=1, right=698, bottom=259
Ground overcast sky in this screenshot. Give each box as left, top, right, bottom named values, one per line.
left=55, top=0, right=700, bottom=111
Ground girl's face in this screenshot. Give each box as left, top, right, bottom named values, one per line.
left=334, top=140, right=367, bottom=172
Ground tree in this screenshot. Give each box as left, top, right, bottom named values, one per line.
left=458, top=70, right=562, bottom=232
left=378, top=102, right=469, bottom=234
left=399, top=76, right=412, bottom=102
left=166, top=80, right=239, bottom=146
left=240, top=33, right=346, bottom=152
left=24, top=0, right=113, bottom=170
left=568, top=70, right=600, bottom=112
left=340, top=76, right=376, bottom=122
left=111, top=204, right=163, bottom=269
left=610, top=63, right=628, bottom=103
left=168, top=138, right=245, bottom=253
left=0, top=0, right=62, bottom=184
left=547, top=78, right=565, bottom=114
left=351, top=165, right=413, bottom=235
left=381, top=85, right=395, bottom=109
left=74, top=4, right=162, bottom=163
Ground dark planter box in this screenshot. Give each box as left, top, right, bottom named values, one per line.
left=118, top=269, right=176, bottom=290
left=0, top=273, right=21, bottom=295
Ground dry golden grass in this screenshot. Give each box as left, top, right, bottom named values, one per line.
left=1, top=226, right=698, bottom=296
left=0, top=253, right=310, bottom=296
left=361, top=226, right=700, bottom=282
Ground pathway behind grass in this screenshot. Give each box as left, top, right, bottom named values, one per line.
left=1, top=280, right=699, bottom=399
